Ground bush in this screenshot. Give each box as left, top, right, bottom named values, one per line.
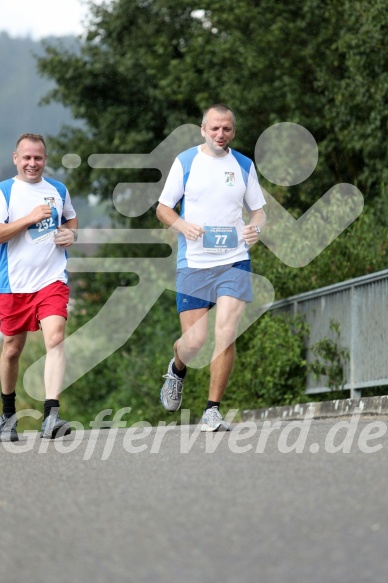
left=227, top=311, right=310, bottom=410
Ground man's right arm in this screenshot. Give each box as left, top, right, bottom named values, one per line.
left=156, top=203, right=205, bottom=241
left=157, top=156, right=205, bottom=241
left=0, top=205, right=53, bottom=244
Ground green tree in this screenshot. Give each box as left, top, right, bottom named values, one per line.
left=37, top=0, right=388, bottom=209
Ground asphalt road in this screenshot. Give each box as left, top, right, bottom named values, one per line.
left=1, top=414, right=387, bottom=583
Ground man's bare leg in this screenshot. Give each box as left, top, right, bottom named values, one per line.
left=174, top=307, right=209, bottom=370
left=40, top=315, right=71, bottom=438
left=208, top=343, right=236, bottom=403
left=199, top=296, right=246, bottom=431
left=0, top=332, right=27, bottom=395
left=208, top=296, right=246, bottom=402
left=40, top=315, right=66, bottom=400
left=0, top=332, right=27, bottom=440
left=160, top=308, right=209, bottom=412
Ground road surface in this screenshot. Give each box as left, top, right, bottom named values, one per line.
left=1, top=414, right=387, bottom=583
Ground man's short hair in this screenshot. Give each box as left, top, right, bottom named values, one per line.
left=202, top=104, right=236, bottom=128
left=15, top=133, right=47, bottom=154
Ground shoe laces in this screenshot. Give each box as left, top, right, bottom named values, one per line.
left=205, top=406, right=222, bottom=422
left=163, top=373, right=183, bottom=400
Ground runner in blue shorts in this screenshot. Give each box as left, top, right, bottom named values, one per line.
left=156, top=104, right=266, bottom=431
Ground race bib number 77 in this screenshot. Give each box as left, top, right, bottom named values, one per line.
left=203, top=226, right=238, bottom=253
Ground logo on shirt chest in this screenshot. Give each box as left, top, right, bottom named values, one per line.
left=225, top=172, right=235, bottom=186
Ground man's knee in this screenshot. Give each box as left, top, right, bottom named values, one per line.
left=179, top=329, right=207, bottom=354
left=215, top=323, right=238, bottom=350
left=2, top=340, right=24, bottom=361
left=45, top=330, right=65, bottom=351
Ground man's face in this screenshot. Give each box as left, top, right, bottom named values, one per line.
left=13, top=139, right=47, bottom=183
left=200, top=109, right=236, bottom=157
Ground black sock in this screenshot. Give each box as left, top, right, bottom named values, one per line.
left=1, top=392, right=16, bottom=418
left=172, top=362, right=186, bottom=379
left=44, top=399, right=60, bottom=420
left=205, top=400, right=220, bottom=411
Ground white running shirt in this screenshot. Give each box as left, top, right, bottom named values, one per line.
left=158, top=146, right=266, bottom=268
left=0, top=176, right=77, bottom=293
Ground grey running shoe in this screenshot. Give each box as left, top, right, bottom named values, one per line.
left=160, top=359, right=184, bottom=412
left=0, top=414, right=18, bottom=442
left=200, top=407, right=231, bottom=432
left=41, top=411, right=71, bottom=439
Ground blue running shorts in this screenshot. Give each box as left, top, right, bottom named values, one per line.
left=176, top=260, right=252, bottom=314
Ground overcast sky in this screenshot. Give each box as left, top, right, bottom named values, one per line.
left=0, top=0, right=106, bottom=40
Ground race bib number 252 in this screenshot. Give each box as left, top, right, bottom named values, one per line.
left=27, top=198, right=59, bottom=242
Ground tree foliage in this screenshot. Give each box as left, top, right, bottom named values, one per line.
left=37, top=0, right=388, bottom=207
left=309, top=320, right=350, bottom=392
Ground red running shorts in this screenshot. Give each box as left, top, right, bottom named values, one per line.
left=0, top=281, right=70, bottom=336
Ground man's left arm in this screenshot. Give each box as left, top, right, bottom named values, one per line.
left=54, top=187, right=78, bottom=247
left=55, top=217, right=79, bottom=247
left=243, top=208, right=267, bottom=246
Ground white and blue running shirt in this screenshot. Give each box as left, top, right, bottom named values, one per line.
left=158, top=146, right=266, bottom=268
left=0, top=177, right=77, bottom=293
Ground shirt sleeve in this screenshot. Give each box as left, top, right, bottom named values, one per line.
left=244, top=164, right=266, bottom=211
left=0, top=190, right=9, bottom=224
left=158, top=158, right=185, bottom=209
left=62, top=190, right=77, bottom=221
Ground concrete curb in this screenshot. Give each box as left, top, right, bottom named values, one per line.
left=242, top=395, right=388, bottom=422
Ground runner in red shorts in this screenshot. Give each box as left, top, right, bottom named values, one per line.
left=0, top=134, right=78, bottom=441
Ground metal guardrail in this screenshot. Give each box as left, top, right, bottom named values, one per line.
left=270, top=269, right=388, bottom=398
